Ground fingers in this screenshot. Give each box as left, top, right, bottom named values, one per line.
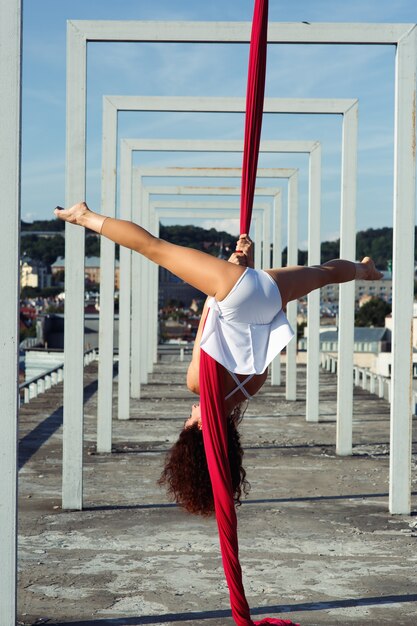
left=228, top=252, right=247, bottom=266
left=236, top=234, right=252, bottom=251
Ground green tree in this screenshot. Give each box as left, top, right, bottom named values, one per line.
left=355, top=298, right=391, bottom=327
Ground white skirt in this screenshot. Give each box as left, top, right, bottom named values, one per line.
left=200, top=268, right=294, bottom=375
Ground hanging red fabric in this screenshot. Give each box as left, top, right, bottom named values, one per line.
left=240, top=0, right=269, bottom=236
left=199, top=1, right=300, bottom=625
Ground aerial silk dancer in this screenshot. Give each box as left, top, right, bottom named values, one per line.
left=55, top=1, right=382, bottom=622
left=199, top=1, right=298, bottom=623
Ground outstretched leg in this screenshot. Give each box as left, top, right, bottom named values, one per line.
left=54, top=202, right=245, bottom=301
left=265, top=258, right=383, bottom=308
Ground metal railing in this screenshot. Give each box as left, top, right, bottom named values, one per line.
left=19, top=336, right=42, bottom=350
left=157, top=342, right=193, bottom=362
left=19, top=348, right=97, bottom=405
left=320, top=353, right=417, bottom=412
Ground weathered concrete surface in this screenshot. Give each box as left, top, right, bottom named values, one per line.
left=18, top=360, right=417, bottom=626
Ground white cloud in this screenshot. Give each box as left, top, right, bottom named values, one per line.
left=199, top=218, right=240, bottom=236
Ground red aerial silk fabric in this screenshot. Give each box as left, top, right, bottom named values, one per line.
left=240, top=0, right=269, bottom=236
left=199, top=2, right=300, bottom=625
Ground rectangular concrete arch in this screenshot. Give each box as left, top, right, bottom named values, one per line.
left=66, top=20, right=416, bottom=514
left=133, top=167, right=297, bottom=396
left=139, top=185, right=278, bottom=387
left=117, top=135, right=315, bottom=414
left=97, top=93, right=353, bottom=453
left=100, top=94, right=354, bottom=435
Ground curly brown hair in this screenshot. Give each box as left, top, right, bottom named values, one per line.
left=158, top=404, right=250, bottom=516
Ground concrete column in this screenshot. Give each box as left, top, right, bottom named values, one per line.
left=306, top=145, right=321, bottom=422
left=254, top=216, right=262, bottom=269
left=0, top=0, right=21, bottom=621
left=130, top=178, right=143, bottom=399
left=306, top=144, right=321, bottom=422
left=118, top=141, right=133, bottom=420
left=336, top=103, right=358, bottom=456
left=270, top=193, right=282, bottom=386
left=389, top=27, right=417, bottom=515
left=261, top=204, right=272, bottom=270
left=286, top=174, right=298, bottom=400
left=62, top=22, right=87, bottom=510
left=97, top=98, right=117, bottom=452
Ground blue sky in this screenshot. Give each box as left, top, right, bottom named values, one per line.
left=22, top=0, right=417, bottom=246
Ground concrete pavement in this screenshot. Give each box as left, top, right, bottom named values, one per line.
left=18, top=359, right=417, bottom=625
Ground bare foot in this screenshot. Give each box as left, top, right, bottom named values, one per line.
left=355, top=257, right=384, bottom=281
left=54, top=202, right=107, bottom=233
left=236, top=234, right=254, bottom=268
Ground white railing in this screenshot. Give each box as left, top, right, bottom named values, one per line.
left=157, top=343, right=193, bottom=363
left=19, top=348, right=97, bottom=405
left=320, top=353, right=417, bottom=412
left=19, top=336, right=42, bottom=350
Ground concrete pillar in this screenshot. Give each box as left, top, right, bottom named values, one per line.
left=0, top=0, right=21, bottom=620
left=336, top=103, right=358, bottom=456
left=271, top=193, right=282, bottom=386
left=306, top=145, right=322, bottom=422
left=389, top=27, right=417, bottom=515
left=97, top=98, right=118, bottom=452
left=62, top=22, right=87, bottom=510
left=117, top=141, right=133, bottom=420
left=286, top=173, right=298, bottom=400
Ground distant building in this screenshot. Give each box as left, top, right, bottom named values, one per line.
left=20, top=257, right=50, bottom=289
left=298, top=326, right=391, bottom=354
left=51, top=256, right=120, bottom=289
left=320, top=270, right=392, bottom=303
left=158, top=267, right=205, bottom=308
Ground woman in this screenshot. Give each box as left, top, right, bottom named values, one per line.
left=54, top=201, right=382, bottom=516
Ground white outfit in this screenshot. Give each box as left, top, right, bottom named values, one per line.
left=200, top=268, right=294, bottom=375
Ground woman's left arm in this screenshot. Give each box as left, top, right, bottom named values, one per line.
left=187, top=298, right=210, bottom=394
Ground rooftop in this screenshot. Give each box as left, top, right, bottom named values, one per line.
left=18, top=359, right=417, bottom=625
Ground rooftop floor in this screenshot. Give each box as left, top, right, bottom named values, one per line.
left=18, top=359, right=417, bottom=626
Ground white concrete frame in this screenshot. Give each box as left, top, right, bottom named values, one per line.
left=139, top=185, right=279, bottom=369
left=140, top=185, right=279, bottom=389
left=93, top=93, right=360, bottom=492
left=98, top=133, right=308, bottom=460
left=97, top=93, right=353, bottom=457
left=148, top=199, right=267, bottom=406
left=65, top=21, right=416, bottom=516
left=1, top=1, right=21, bottom=622
left=133, top=167, right=296, bottom=396
left=117, top=134, right=317, bottom=428
left=116, top=121, right=336, bottom=424
left=98, top=96, right=357, bottom=450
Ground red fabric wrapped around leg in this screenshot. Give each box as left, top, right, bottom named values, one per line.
left=200, top=350, right=299, bottom=626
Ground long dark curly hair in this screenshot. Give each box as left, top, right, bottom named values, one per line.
left=158, top=404, right=250, bottom=516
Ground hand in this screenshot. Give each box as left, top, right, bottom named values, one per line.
left=236, top=234, right=254, bottom=268
left=228, top=251, right=248, bottom=266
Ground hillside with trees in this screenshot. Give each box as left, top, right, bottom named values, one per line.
left=21, top=220, right=409, bottom=270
